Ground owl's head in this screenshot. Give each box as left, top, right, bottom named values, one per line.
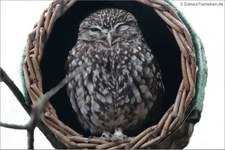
left=77, top=8, right=141, bottom=48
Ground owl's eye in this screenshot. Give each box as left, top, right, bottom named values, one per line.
left=90, top=27, right=101, bottom=32
left=116, top=23, right=130, bottom=31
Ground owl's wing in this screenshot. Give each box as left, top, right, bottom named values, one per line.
left=65, top=47, right=76, bottom=72
left=66, top=43, right=101, bottom=133
left=65, top=42, right=89, bottom=72
left=129, top=43, right=164, bottom=119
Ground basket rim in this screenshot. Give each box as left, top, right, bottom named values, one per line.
left=22, top=0, right=199, bottom=149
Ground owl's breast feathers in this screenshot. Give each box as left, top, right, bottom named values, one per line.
left=66, top=40, right=164, bottom=135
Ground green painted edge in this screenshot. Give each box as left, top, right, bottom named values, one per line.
left=166, top=0, right=208, bottom=124
left=20, top=46, right=32, bottom=105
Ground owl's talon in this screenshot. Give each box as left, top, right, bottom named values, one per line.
left=100, top=131, right=112, bottom=140
left=112, top=128, right=127, bottom=142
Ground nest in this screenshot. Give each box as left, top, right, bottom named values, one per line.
left=23, top=0, right=207, bottom=149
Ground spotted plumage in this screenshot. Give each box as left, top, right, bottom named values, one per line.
left=66, top=8, right=164, bottom=137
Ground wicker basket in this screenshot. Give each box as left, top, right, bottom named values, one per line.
left=22, top=0, right=207, bottom=149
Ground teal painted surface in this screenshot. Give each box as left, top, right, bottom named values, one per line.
left=20, top=46, right=32, bottom=105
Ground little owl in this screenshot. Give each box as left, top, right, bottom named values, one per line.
left=66, top=8, right=164, bottom=138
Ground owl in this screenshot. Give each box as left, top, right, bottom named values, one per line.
left=66, top=8, right=164, bottom=138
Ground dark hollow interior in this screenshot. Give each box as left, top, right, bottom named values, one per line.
left=40, top=1, right=182, bottom=136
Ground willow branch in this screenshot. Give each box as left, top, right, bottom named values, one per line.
left=0, top=67, right=31, bottom=114
left=0, top=64, right=88, bottom=149
left=0, top=122, right=27, bottom=130
left=27, top=128, right=34, bottom=149
left=0, top=67, right=63, bottom=149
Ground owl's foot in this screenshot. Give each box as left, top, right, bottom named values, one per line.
left=112, top=128, right=127, bottom=142
left=100, top=131, right=112, bottom=140
left=100, top=128, right=128, bottom=142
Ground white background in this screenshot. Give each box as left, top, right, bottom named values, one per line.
left=0, top=1, right=224, bottom=149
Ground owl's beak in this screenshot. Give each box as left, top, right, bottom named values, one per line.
left=107, top=33, right=112, bottom=46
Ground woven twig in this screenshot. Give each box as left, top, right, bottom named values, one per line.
left=23, top=0, right=197, bottom=149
